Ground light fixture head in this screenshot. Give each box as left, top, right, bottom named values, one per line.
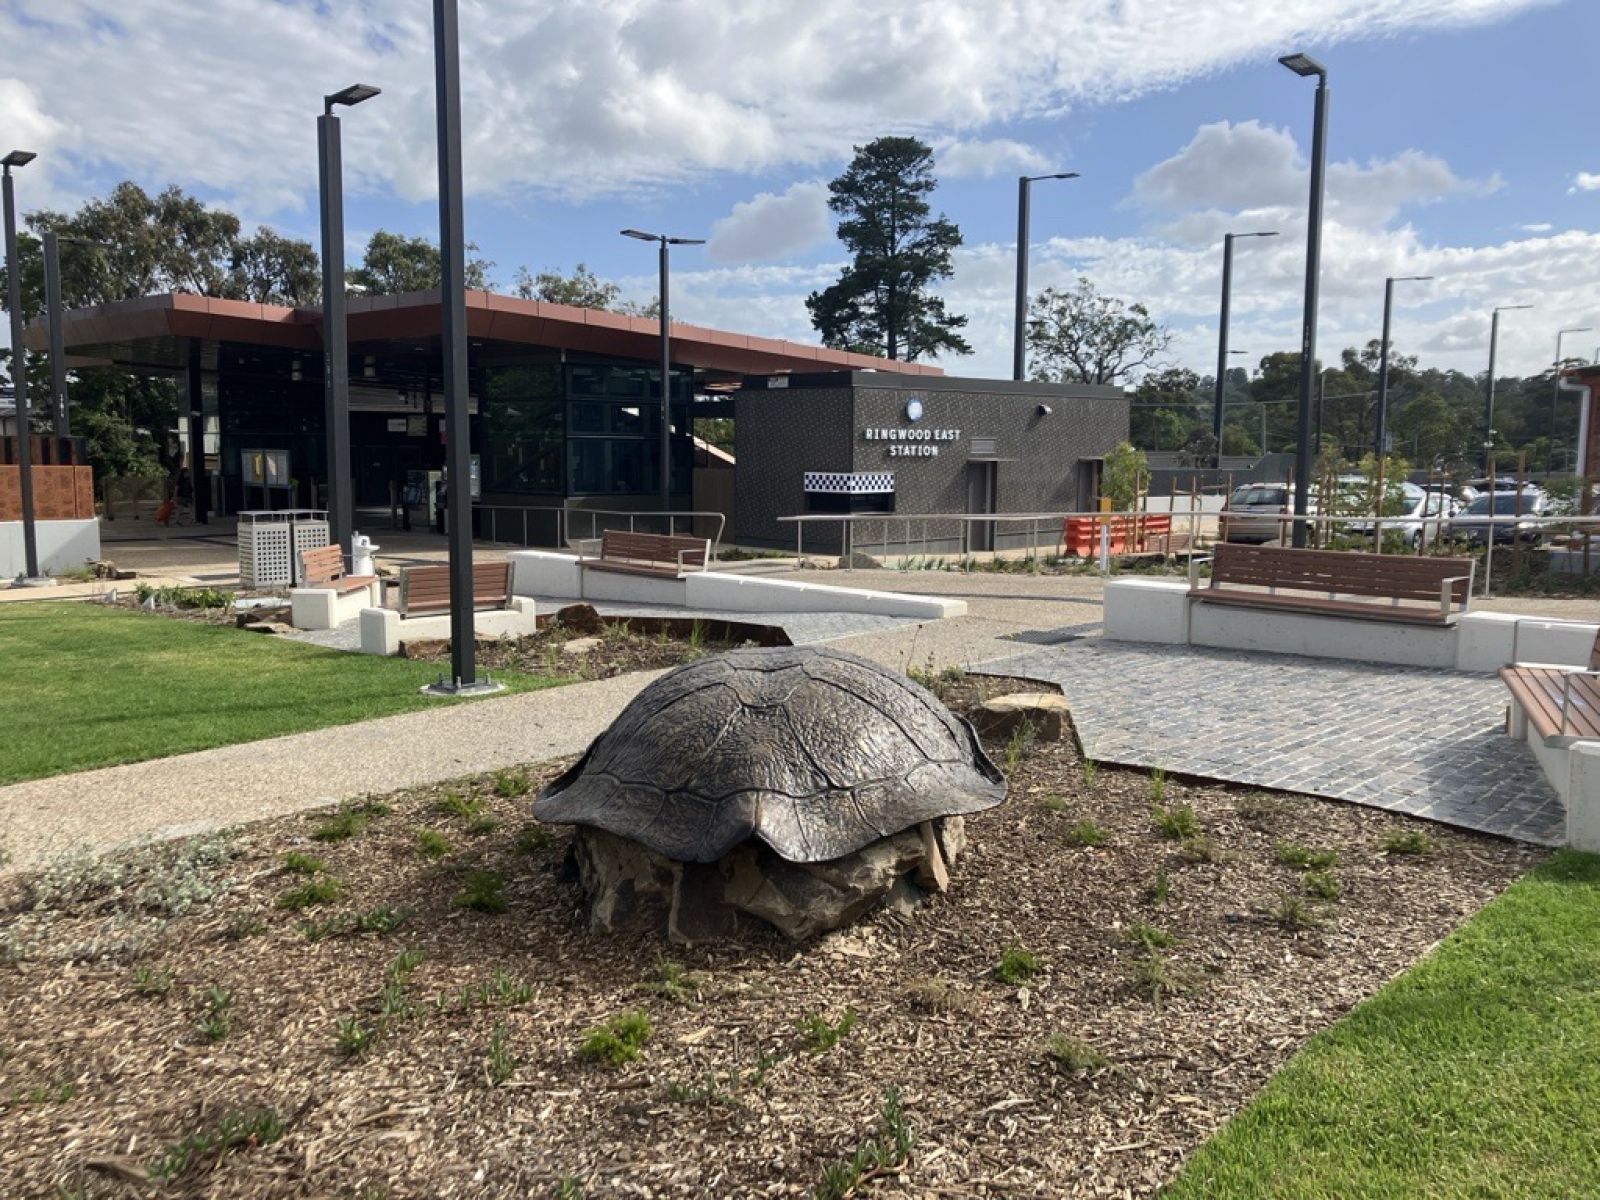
left=1278, top=52, right=1326, bottom=78
left=1028, top=171, right=1080, bottom=182
left=665, top=236, right=706, bottom=246
left=620, top=228, right=658, bottom=242
left=1560, top=325, right=1593, bottom=334
left=2, top=150, right=37, bottom=169
left=326, top=83, right=381, bottom=112
left=1496, top=303, right=1534, bottom=313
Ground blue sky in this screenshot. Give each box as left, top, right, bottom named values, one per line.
left=3, top=0, right=1596, bottom=379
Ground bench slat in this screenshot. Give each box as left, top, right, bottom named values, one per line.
left=1501, top=666, right=1600, bottom=741
left=1195, top=589, right=1452, bottom=625
left=398, top=562, right=511, bottom=617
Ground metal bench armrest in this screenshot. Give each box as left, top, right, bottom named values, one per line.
left=574, top=537, right=602, bottom=564
left=1438, top=574, right=1472, bottom=619
left=1560, top=669, right=1600, bottom=736
left=1187, top=555, right=1213, bottom=589
left=676, top=540, right=711, bottom=574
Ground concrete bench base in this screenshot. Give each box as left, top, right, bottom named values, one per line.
left=1507, top=692, right=1600, bottom=851
left=358, top=597, right=538, bottom=656
left=290, top=580, right=381, bottom=631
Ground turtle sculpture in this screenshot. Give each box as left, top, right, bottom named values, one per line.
left=534, top=645, right=1007, bottom=942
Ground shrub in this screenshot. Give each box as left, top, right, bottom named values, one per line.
left=453, top=870, right=507, bottom=914
left=797, top=1010, right=857, bottom=1053
left=1129, top=953, right=1190, bottom=1008
left=514, top=824, right=552, bottom=855
left=1382, top=829, right=1433, bottom=856
left=335, top=1016, right=376, bottom=1058
left=281, top=851, right=326, bottom=876
left=1152, top=803, right=1199, bottom=841
left=1274, top=842, right=1338, bottom=870
left=414, top=828, right=451, bottom=859
left=196, top=985, right=232, bottom=1042
left=1124, top=922, right=1176, bottom=950
left=1064, top=819, right=1106, bottom=847
left=993, top=944, right=1042, bottom=986
left=276, top=876, right=342, bottom=911
left=1271, top=892, right=1319, bottom=930
left=579, top=1010, right=652, bottom=1067
left=492, top=770, right=531, bottom=798
left=813, top=1088, right=914, bottom=1200
left=1303, top=869, right=1341, bottom=900
left=1045, top=1034, right=1107, bottom=1072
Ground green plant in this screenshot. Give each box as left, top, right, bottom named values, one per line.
left=578, top=1010, right=652, bottom=1067
left=356, top=905, right=412, bottom=934
left=1153, top=803, right=1200, bottom=841
left=1040, top=793, right=1068, bottom=813
left=1176, top=835, right=1226, bottom=865
left=281, top=851, right=326, bottom=875
left=1002, top=719, right=1039, bottom=772
left=1150, top=767, right=1167, bottom=805
left=276, top=875, right=342, bottom=910
left=146, top=1109, right=285, bottom=1181
left=1304, top=869, right=1342, bottom=900
left=797, top=1010, right=858, bottom=1053
left=1125, top=922, right=1176, bottom=950
left=222, top=914, right=267, bottom=941
left=813, top=1087, right=914, bottom=1200
left=388, top=948, right=427, bottom=983
left=1045, top=1033, right=1107, bottom=1072
left=554, top=1177, right=587, bottom=1200
left=1235, top=792, right=1288, bottom=823
left=1065, top=819, right=1106, bottom=847
left=905, top=977, right=978, bottom=1014
left=132, top=966, right=173, bottom=997
left=515, top=824, right=552, bottom=855
left=1101, top=440, right=1149, bottom=511
left=486, top=1021, right=515, bottom=1086
left=645, top=959, right=705, bottom=1004
left=1382, top=829, right=1434, bottom=857
left=453, top=869, right=507, bottom=913
left=492, top=769, right=531, bottom=798
left=1275, top=842, right=1338, bottom=870
left=1145, top=868, right=1171, bottom=907
left=1081, top=758, right=1099, bottom=788
left=435, top=791, right=484, bottom=821
left=312, top=807, right=369, bottom=843
left=993, top=944, right=1042, bottom=986
left=1129, top=952, right=1190, bottom=1009
left=336, top=1015, right=376, bottom=1057
left=664, top=1075, right=732, bottom=1107
left=196, top=984, right=233, bottom=1042
left=415, top=828, right=452, bottom=859
left=469, top=969, right=533, bottom=1008
left=1271, top=892, right=1320, bottom=930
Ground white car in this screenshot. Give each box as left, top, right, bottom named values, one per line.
left=1348, top=482, right=1451, bottom=551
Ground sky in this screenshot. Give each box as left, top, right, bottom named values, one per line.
left=2, top=0, right=1598, bottom=383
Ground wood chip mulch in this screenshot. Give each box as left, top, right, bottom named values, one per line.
left=0, top=716, right=1540, bottom=1198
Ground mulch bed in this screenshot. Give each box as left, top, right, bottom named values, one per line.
left=401, top=620, right=763, bottom=682
left=0, top=706, right=1539, bottom=1198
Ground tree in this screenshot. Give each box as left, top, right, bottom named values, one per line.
left=1131, top=366, right=1205, bottom=451
left=1102, top=441, right=1148, bottom=510
left=228, top=228, right=320, bottom=307
left=513, top=262, right=657, bottom=317
left=1025, top=277, right=1171, bottom=386
left=805, top=136, right=969, bottom=361
left=347, top=229, right=492, bottom=294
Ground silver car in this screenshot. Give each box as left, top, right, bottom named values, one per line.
left=1445, top=489, right=1549, bottom=546
left=1220, top=483, right=1291, bottom=544
left=1349, top=483, right=1451, bottom=551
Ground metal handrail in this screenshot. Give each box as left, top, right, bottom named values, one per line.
left=474, top=503, right=726, bottom=557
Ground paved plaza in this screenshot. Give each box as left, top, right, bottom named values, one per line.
left=975, top=638, right=1564, bottom=845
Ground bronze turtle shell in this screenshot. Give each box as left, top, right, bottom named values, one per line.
left=533, top=645, right=1007, bottom=863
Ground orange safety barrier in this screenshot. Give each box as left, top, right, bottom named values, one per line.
left=1059, top=513, right=1178, bottom=558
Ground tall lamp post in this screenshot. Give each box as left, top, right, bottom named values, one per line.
left=1552, top=325, right=1591, bottom=468
left=1279, top=51, right=1328, bottom=547
left=1212, top=230, right=1277, bottom=467
left=1484, top=303, right=1532, bottom=474
left=319, top=82, right=381, bottom=564
left=41, top=234, right=114, bottom=442
left=1373, top=274, right=1433, bottom=463
left=3, top=149, right=49, bottom=587
left=620, top=228, right=704, bottom=520
left=1013, top=171, right=1078, bottom=381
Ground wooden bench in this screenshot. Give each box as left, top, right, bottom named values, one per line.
left=299, top=544, right=376, bottom=595
left=1187, top=543, right=1475, bottom=626
left=575, top=530, right=710, bottom=578
left=1500, top=628, right=1600, bottom=743
left=397, top=561, right=512, bottom=617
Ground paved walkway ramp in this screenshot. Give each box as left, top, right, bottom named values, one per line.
left=975, top=639, right=1563, bottom=846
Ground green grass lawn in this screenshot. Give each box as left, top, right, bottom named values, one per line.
left=0, top=602, right=564, bottom=784
left=1165, top=850, right=1600, bottom=1199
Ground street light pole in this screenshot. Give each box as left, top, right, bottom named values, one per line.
left=1012, top=171, right=1077, bottom=381
left=3, top=149, right=48, bottom=586
left=319, top=82, right=381, bottom=566
left=42, top=230, right=67, bottom=440
left=1373, top=274, right=1433, bottom=464
left=1213, top=230, right=1277, bottom=467
left=1484, top=304, right=1532, bottom=474
left=1553, top=325, right=1591, bottom=467
left=621, top=228, right=704, bottom=520
left=1280, top=52, right=1328, bottom=547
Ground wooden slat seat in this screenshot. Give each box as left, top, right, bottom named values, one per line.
left=398, top=562, right=511, bottom=617
left=577, top=530, right=709, bottom=578
left=299, top=544, right=376, bottom=595
left=1189, top=543, right=1474, bottom=625
left=1500, top=666, right=1600, bottom=742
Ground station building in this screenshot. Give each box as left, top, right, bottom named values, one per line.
left=25, top=290, right=1128, bottom=552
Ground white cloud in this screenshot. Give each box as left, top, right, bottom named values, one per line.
left=1521, top=222, right=1552, bottom=232
left=0, top=0, right=1548, bottom=211
left=1571, top=172, right=1600, bottom=193
left=935, top=138, right=1052, bottom=179
left=706, top=181, right=831, bottom=263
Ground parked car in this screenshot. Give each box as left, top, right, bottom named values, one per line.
left=1220, top=483, right=1292, bottom=543
left=1348, top=483, right=1452, bottom=551
left=1444, top=489, right=1550, bottom=546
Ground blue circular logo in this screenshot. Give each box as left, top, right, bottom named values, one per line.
left=905, top=397, right=924, bottom=422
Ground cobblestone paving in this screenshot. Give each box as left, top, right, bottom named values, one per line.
left=974, top=639, right=1564, bottom=846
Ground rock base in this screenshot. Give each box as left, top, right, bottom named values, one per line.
left=568, top=818, right=967, bottom=944
left=971, top=693, right=1072, bottom=743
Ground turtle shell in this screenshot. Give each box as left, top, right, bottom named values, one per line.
left=533, top=645, right=1007, bottom=864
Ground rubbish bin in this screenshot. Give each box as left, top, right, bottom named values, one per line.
left=238, top=509, right=330, bottom=589
left=351, top=533, right=378, bottom=577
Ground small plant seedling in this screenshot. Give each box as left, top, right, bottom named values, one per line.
left=1274, top=842, right=1338, bottom=870
left=993, top=944, right=1042, bottom=986
left=578, top=1010, right=652, bottom=1067
left=350, top=798, right=391, bottom=818
left=1150, top=767, right=1167, bottom=804
left=1044, top=1033, right=1107, bottom=1072
left=1175, top=835, right=1226, bottom=865
left=276, top=876, right=342, bottom=911
left=196, top=985, right=233, bottom=1042
left=797, top=1010, right=857, bottom=1053
left=515, top=824, right=552, bottom=855
left=1303, top=869, right=1341, bottom=900
left=1152, top=803, right=1199, bottom=841
left=813, top=1088, right=914, bottom=1200
left=335, top=1016, right=376, bottom=1058
left=453, top=870, right=507, bottom=914
left=1382, top=829, right=1433, bottom=856
left=1002, top=719, right=1040, bottom=772
left=492, top=770, right=531, bottom=798
left=1271, top=892, right=1319, bottom=930
left=414, top=828, right=452, bottom=859
left=1236, top=793, right=1288, bottom=823
left=355, top=906, right=412, bottom=934
left=1124, top=922, right=1176, bottom=950
left=554, top=1177, right=587, bottom=1200
left=1144, top=868, right=1171, bottom=906
left=146, top=1109, right=285, bottom=1181
left=223, top=914, right=268, bottom=941
left=1064, top=819, right=1106, bottom=847
left=468, top=969, right=533, bottom=1008
left=281, top=851, right=326, bottom=875
left=905, top=977, right=978, bottom=1014
left=388, top=948, right=427, bottom=984
left=646, top=959, right=704, bottom=1004
left=1039, top=794, right=1068, bottom=813
left=484, top=1022, right=516, bottom=1086
left=311, top=806, right=369, bottom=843
left=465, top=814, right=500, bottom=837
left=1129, top=952, right=1190, bottom=1009
left=1081, top=758, right=1099, bottom=788
left=132, top=966, right=173, bottom=997
left=434, top=791, right=484, bottom=821
left=664, top=1075, right=732, bottom=1107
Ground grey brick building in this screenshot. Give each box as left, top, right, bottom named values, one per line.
left=735, top=372, right=1128, bottom=554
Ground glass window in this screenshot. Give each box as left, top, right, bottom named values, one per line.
left=483, top=398, right=562, bottom=493
left=568, top=439, right=657, bottom=495
left=607, top=367, right=652, bottom=399
left=569, top=365, right=606, bottom=397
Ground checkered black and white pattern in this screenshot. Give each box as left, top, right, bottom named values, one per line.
left=803, top=471, right=896, bottom=495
